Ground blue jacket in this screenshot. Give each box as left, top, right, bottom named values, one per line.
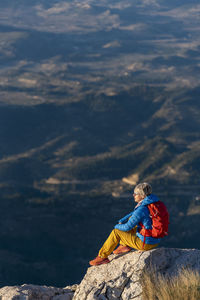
left=114, top=194, right=160, bottom=245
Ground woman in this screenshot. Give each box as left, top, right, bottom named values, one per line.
left=89, top=182, right=161, bottom=266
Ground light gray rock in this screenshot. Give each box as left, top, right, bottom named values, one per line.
left=72, top=247, right=200, bottom=300
left=1, top=248, right=200, bottom=300
left=0, top=283, right=77, bottom=300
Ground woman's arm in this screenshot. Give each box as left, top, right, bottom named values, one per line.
left=115, top=206, right=145, bottom=231
left=118, top=212, right=133, bottom=224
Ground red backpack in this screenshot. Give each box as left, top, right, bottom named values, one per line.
left=139, top=201, right=169, bottom=238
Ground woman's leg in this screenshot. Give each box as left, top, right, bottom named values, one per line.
left=98, top=228, right=136, bottom=258
left=98, top=228, right=158, bottom=258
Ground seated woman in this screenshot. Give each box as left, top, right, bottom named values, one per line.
left=89, top=182, right=162, bottom=266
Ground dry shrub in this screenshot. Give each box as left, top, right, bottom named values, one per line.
left=141, top=268, right=200, bottom=300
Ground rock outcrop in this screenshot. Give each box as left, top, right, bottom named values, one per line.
left=73, top=247, right=200, bottom=300
left=0, top=284, right=77, bottom=300
left=0, top=248, right=200, bottom=300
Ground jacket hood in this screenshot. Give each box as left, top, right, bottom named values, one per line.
left=140, top=194, right=159, bottom=206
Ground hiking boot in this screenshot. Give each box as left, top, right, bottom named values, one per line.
left=113, top=245, right=132, bottom=254
left=89, top=256, right=110, bottom=266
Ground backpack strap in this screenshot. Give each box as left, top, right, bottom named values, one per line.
left=142, top=231, right=146, bottom=249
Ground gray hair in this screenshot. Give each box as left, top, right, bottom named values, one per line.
left=134, top=182, right=152, bottom=197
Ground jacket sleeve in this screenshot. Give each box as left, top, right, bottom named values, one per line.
left=115, top=206, right=145, bottom=231
left=118, top=212, right=133, bottom=224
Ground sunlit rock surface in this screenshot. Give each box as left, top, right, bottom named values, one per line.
left=0, top=284, right=77, bottom=300
left=73, top=247, right=200, bottom=300
left=0, top=248, right=200, bottom=299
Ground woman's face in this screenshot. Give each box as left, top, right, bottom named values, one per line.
left=133, top=191, right=144, bottom=203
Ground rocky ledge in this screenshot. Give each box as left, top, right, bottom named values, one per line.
left=0, top=284, right=77, bottom=300
left=0, top=247, right=200, bottom=300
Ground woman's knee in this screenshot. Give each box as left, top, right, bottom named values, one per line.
left=111, top=228, right=121, bottom=239
left=113, top=228, right=121, bottom=235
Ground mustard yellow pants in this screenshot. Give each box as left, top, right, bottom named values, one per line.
left=98, top=227, right=158, bottom=258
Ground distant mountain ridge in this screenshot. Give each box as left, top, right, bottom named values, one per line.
left=0, top=86, right=199, bottom=191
